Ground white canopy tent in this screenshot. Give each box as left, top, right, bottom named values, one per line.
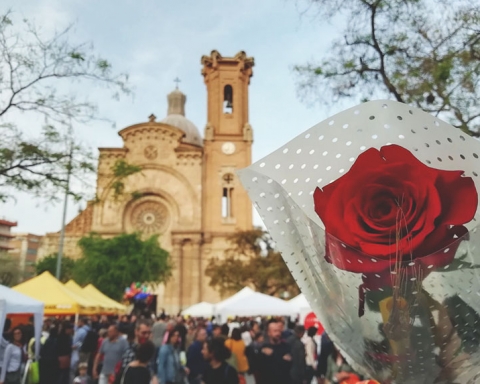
left=218, top=291, right=296, bottom=318
left=214, top=287, right=255, bottom=315
left=181, top=302, right=214, bottom=318
left=289, top=294, right=311, bottom=312
left=0, top=285, right=44, bottom=358
left=289, top=293, right=314, bottom=324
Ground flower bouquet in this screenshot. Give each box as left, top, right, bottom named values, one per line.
left=237, top=101, right=480, bottom=383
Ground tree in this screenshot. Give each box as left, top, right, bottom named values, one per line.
left=0, top=253, right=21, bottom=286
left=294, top=0, right=480, bottom=135
left=35, top=254, right=77, bottom=283
left=205, top=229, right=300, bottom=298
left=74, top=233, right=171, bottom=301
left=0, top=11, right=132, bottom=202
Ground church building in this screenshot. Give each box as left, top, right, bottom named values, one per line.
left=38, top=50, right=254, bottom=313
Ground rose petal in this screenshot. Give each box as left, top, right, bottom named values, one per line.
left=325, top=233, right=392, bottom=273
left=380, top=144, right=430, bottom=170
left=435, top=171, right=478, bottom=225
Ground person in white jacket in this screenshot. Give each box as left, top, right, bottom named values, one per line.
left=0, top=319, right=12, bottom=379
left=302, top=326, right=318, bottom=384
left=0, top=327, right=26, bottom=384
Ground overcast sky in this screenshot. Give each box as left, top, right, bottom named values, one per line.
left=1, top=0, right=355, bottom=235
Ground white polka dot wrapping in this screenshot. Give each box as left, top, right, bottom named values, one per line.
left=237, top=100, right=480, bottom=383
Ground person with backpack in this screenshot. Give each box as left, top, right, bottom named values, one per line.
left=224, top=329, right=248, bottom=384
left=117, top=341, right=155, bottom=384
left=71, top=318, right=91, bottom=376
left=81, top=325, right=99, bottom=378
left=201, top=338, right=239, bottom=384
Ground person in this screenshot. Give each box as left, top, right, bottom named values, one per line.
left=71, top=318, right=90, bottom=375
left=186, top=328, right=208, bottom=384
left=92, top=328, right=108, bottom=379
left=152, top=315, right=167, bottom=348
left=57, top=322, right=74, bottom=384
left=162, top=320, right=177, bottom=345
left=287, top=325, right=307, bottom=384
left=220, top=324, right=230, bottom=340
left=245, top=332, right=264, bottom=384
left=258, top=320, right=291, bottom=384
left=119, top=320, right=153, bottom=371
left=316, top=332, right=334, bottom=384
left=73, top=362, right=93, bottom=384
left=211, top=325, right=222, bottom=339
left=20, top=318, right=34, bottom=348
left=279, top=319, right=293, bottom=341
left=157, top=330, right=188, bottom=384
left=42, top=318, right=53, bottom=339
left=303, top=326, right=317, bottom=384
left=0, top=320, right=11, bottom=378
left=225, top=328, right=249, bottom=383
left=39, top=324, right=59, bottom=384
left=90, top=316, right=101, bottom=333
left=201, top=338, right=239, bottom=384
left=117, top=341, right=155, bottom=384
left=93, top=325, right=129, bottom=384
left=185, top=325, right=196, bottom=352
left=325, top=347, right=359, bottom=384
left=243, top=321, right=260, bottom=347
left=118, top=316, right=131, bottom=335
left=0, top=327, right=26, bottom=384
left=175, top=317, right=188, bottom=351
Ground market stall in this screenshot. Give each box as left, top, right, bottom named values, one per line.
left=0, top=285, right=44, bottom=358
left=13, top=272, right=98, bottom=315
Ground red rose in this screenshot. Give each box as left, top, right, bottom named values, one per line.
left=313, top=144, right=477, bottom=273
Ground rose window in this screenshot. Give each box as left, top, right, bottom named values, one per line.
left=130, top=202, right=168, bottom=234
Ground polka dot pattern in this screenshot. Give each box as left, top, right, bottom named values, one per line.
left=237, top=100, right=480, bottom=382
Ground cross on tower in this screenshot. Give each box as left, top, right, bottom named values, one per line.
left=174, top=77, right=181, bottom=89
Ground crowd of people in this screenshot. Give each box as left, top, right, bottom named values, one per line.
left=0, top=312, right=362, bottom=384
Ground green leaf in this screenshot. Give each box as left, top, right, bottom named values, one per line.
left=69, top=51, right=85, bottom=61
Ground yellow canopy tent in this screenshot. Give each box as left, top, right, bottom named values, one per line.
left=82, top=284, right=126, bottom=314
left=13, top=272, right=98, bottom=316
left=64, top=280, right=115, bottom=314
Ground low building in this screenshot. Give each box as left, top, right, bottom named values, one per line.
left=0, top=218, right=17, bottom=252
left=9, top=233, right=41, bottom=281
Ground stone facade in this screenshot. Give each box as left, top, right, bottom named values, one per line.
left=38, top=51, right=254, bottom=314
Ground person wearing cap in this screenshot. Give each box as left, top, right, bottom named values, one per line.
left=73, top=362, right=92, bottom=384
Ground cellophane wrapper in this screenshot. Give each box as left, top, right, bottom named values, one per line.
left=237, top=100, right=480, bottom=383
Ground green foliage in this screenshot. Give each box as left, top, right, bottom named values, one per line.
left=0, top=11, right=131, bottom=202
left=35, top=254, right=77, bottom=283
left=295, top=0, right=480, bottom=135
left=74, top=233, right=171, bottom=300
left=205, top=229, right=300, bottom=297
left=110, top=159, right=142, bottom=200
left=0, top=253, right=21, bottom=287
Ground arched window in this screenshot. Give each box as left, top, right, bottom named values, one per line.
left=221, top=173, right=234, bottom=218
left=223, top=85, right=233, bottom=114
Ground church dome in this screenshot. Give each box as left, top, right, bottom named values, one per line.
left=160, top=88, right=203, bottom=147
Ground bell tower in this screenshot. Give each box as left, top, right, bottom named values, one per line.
left=201, top=50, right=254, bottom=236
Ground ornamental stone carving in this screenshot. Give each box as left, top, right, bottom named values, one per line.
left=144, top=145, right=158, bottom=160
left=130, top=201, right=169, bottom=234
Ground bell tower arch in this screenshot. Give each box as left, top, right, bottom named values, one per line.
left=201, top=50, right=254, bottom=235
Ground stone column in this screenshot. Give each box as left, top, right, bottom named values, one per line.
left=166, top=238, right=183, bottom=314
left=191, top=238, right=203, bottom=304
